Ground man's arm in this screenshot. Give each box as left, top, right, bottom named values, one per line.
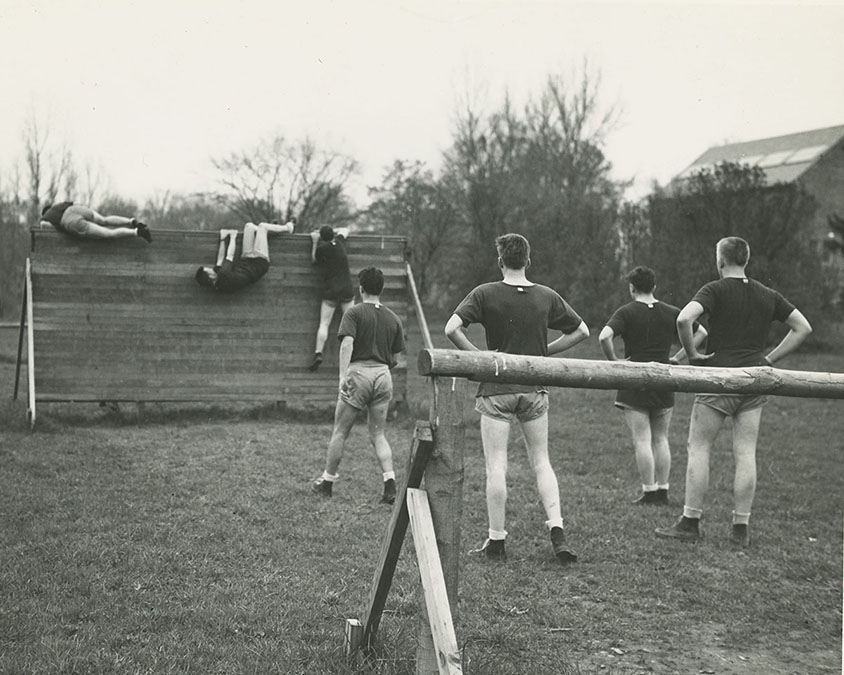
left=764, top=309, right=812, bottom=365
left=338, top=336, right=354, bottom=381
left=597, top=325, right=619, bottom=361
left=548, top=321, right=589, bottom=356
left=677, top=301, right=712, bottom=362
left=445, top=314, right=480, bottom=352
left=670, top=325, right=708, bottom=364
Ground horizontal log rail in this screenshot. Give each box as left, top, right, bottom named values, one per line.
left=417, top=349, right=844, bottom=400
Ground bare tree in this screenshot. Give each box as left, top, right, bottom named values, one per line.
left=22, top=109, right=75, bottom=222
left=210, top=135, right=359, bottom=227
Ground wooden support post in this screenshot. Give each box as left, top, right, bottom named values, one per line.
left=418, top=348, right=844, bottom=400
left=25, top=259, right=36, bottom=429
left=407, top=488, right=463, bottom=675
left=417, top=377, right=466, bottom=674
left=344, top=619, right=363, bottom=656
left=407, top=262, right=434, bottom=351
left=13, top=261, right=28, bottom=401
left=358, top=422, right=435, bottom=651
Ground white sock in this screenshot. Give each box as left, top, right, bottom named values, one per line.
left=382, top=471, right=395, bottom=482
left=488, top=529, right=507, bottom=541
left=321, top=471, right=338, bottom=483
left=683, top=505, right=703, bottom=519
left=732, top=511, right=750, bottom=525
left=642, top=484, right=658, bottom=493
left=657, top=483, right=669, bottom=490
left=545, top=517, right=564, bottom=530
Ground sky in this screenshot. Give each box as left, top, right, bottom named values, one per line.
left=1, top=0, right=843, bottom=208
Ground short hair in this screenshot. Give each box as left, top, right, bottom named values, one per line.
left=358, top=266, right=384, bottom=295
left=717, top=237, right=750, bottom=266
left=626, top=266, right=655, bottom=293
left=319, top=225, right=334, bottom=242
left=495, top=233, right=530, bottom=269
left=195, top=266, right=215, bottom=289
left=41, top=203, right=52, bottom=216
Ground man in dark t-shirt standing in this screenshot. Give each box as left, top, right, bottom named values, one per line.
left=312, top=266, right=406, bottom=505
left=309, top=226, right=355, bottom=371
left=599, top=266, right=707, bottom=506
left=445, top=233, right=589, bottom=563
left=656, top=237, right=812, bottom=547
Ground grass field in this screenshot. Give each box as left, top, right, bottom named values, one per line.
left=1, top=325, right=842, bottom=674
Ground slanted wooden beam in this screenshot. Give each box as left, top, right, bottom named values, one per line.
left=407, top=489, right=463, bottom=675
left=418, top=349, right=844, bottom=400
left=359, top=422, right=435, bottom=650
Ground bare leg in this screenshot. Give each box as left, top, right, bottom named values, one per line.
left=623, top=408, right=656, bottom=486
left=520, top=413, right=563, bottom=525
left=367, top=400, right=394, bottom=474
left=480, top=415, right=511, bottom=534
left=324, top=399, right=360, bottom=475
left=315, top=301, right=337, bottom=354
left=684, top=403, right=727, bottom=513
left=651, top=408, right=674, bottom=486
left=731, top=407, right=763, bottom=516
left=242, top=222, right=258, bottom=255
left=76, top=221, right=137, bottom=238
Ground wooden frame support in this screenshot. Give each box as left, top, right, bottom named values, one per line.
left=356, top=422, right=435, bottom=650
left=13, top=259, right=28, bottom=402
left=407, top=488, right=463, bottom=675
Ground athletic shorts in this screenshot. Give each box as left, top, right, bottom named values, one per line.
left=615, top=402, right=673, bottom=420
left=475, top=391, right=549, bottom=423
left=340, top=361, right=393, bottom=410
left=59, top=205, right=97, bottom=236
left=694, top=393, right=767, bottom=416
left=216, top=256, right=269, bottom=292
left=322, top=296, right=354, bottom=308
left=615, top=388, right=674, bottom=410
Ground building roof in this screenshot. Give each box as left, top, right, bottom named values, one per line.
left=675, top=124, right=844, bottom=184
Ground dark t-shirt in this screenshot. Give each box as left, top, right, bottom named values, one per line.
left=338, top=302, right=406, bottom=368
left=693, top=277, right=795, bottom=368
left=213, top=256, right=269, bottom=293
left=314, top=236, right=354, bottom=302
left=606, top=300, right=682, bottom=409
left=453, top=281, right=583, bottom=396
left=41, top=201, right=74, bottom=230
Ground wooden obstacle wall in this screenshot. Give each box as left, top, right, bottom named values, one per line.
left=25, top=227, right=410, bottom=408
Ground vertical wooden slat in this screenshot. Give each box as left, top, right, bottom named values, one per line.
left=25, top=258, right=36, bottom=428
left=13, top=260, right=28, bottom=401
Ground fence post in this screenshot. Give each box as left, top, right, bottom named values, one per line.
left=417, top=376, right=467, bottom=673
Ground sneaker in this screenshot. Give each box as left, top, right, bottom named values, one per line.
left=311, top=477, right=332, bottom=498
left=655, top=516, right=701, bottom=542
left=308, top=352, right=323, bottom=371
left=381, top=478, right=397, bottom=505
left=632, top=491, right=659, bottom=505
left=135, top=223, right=152, bottom=243
left=730, top=523, right=750, bottom=548
left=550, top=527, right=578, bottom=563
left=471, top=538, right=506, bottom=561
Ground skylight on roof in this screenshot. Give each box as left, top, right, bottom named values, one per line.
left=758, top=150, right=795, bottom=168
left=737, top=154, right=765, bottom=166
left=784, top=145, right=827, bottom=164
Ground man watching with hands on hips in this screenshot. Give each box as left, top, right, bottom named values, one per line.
left=445, top=233, right=589, bottom=564
left=655, top=236, right=812, bottom=547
